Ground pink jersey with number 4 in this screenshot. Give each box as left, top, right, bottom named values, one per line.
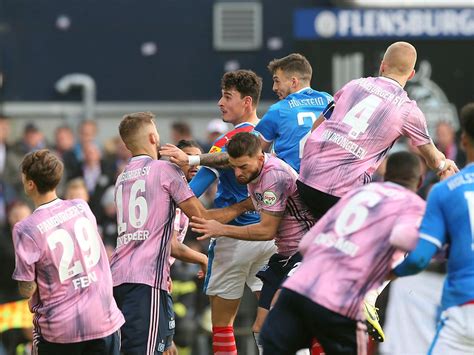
left=110, top=156, right=194, bottom=290
left=283, top=182, right=425, bottom=320
left=299, top=76, right=431, bottom=197
left=12, top=199, right=124, bottom=343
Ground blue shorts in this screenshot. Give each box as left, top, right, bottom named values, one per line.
left=256, top=252, right=302, bottom=310
left=35, top=331, right=120, bottom=355
left=113, top=283, right=175, bottom=354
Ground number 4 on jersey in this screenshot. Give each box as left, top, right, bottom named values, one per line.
left=342, top=95, right=382, bottom=139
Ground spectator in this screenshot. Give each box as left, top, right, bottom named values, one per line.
left=171, top=122, right=193, bottom=144
left=63, top=177, right=90, bottom=202
left=435, top=121, right=466, bottom=168
left=201, top=119, right=230, bottom=152
left=71, top=142, right=114, bottom=219
left=73, top=120, right=98, bottom=162
left=97, top=185, right=117, bottom=257
left=0, top=201, right=32, bottom=303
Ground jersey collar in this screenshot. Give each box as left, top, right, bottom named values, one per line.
left=379, top=76, right=403, bottom=89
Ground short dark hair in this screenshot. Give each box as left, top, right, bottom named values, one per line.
left=384, top=151, right=421, bottom=188
left=268, top=53, right=313, bottom=82
left=21, top=150, right=64, bottom=194
left=227, top=132, right=262, bottom=159
left=172, top=122, right=192, bottom=136
left=177, top=139, right=202, bottom=151
left=221, top=70, right=263, bottom=108
left=461, top=103, right=474, bottom=140
left=119, top=111, right=155, bottom=146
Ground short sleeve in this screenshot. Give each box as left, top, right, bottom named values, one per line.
left=255, top=107, right=279, bottom=143
left=259, top=170, right=290, bottom=214
left=162, top=163, right=195, bottom=204
left=389, top=209, right=424, bottom=251
left=402, top=106, right=432, bottom=146
left=12, top=225, right=40, bottom=282
left=418, top=185, right=446, bottom=249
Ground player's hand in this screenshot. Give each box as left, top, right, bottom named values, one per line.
left=191, top=216, right=222, bottom=240
left=163, top=341, right=178, bottom=355
left=198, top=258, right=208, bottom=279
left=438, top=159, right=458, bottom=180
left=159, top=144, right=189, bottom=168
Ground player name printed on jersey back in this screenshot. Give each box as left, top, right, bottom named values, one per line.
left=110, top=156, right=194, bottom=290
left=12, top=199, right=124, bottom=343
left=284, top=182, right=425, bottom=320
left=256, top=88, right=332, bottom=172
left=299, top=77, right=431, bottom=197
left=249, top=154, right=315, bottom=256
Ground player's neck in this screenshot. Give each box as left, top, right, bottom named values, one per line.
left=131, top=147, right=157, bottom=160
left=293, top=83, right=311, bottom=93
left=380, top=74, right=406, bottom=88
left=234, top=110, right=259, bottom=126
left=32, top=191, right=58, bottom=209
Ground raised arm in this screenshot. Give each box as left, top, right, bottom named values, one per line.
left=417, top=143, right=458, bottom=176
left=190, top=210, right=281, bottom=241
left=160, top=144, right=231, bottom=169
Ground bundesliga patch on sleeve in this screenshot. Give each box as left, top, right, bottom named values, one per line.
left=263, top=191, right=277, bottom=206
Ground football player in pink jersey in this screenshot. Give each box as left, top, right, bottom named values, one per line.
left=191, top=132, right=315, bottom=354
left=12, top=150, right=125, bottom=354
left=110, top=112, right=252, bottom=355
left=298, top=41, right=457, bottom=222
left=260, top=151, right=426, bottom=355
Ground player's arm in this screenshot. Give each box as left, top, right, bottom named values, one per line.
left=160, top=144, right=230, bottom=169
left=259, top=136, right=272, bottom=153
left=393, top=185, right=447, bottom=277
left=170, top=232, right=207, bottom=278
left=392, top=239, right=438, bottom=277
left=311, top=100, right=335, bottom=132
left=178, top=196, right=253, bottom=224
left=417, top=143, right=458, bottom=176
left=18, top=281, right=37, bottom=299
left=190, top=210, right=281, bottom=241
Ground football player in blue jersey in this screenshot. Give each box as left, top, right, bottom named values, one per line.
left=161, top=70, right=275, bottom=355
left=393, top=103, right=474, bottom=354
left=255, top=53, right=332, bottom=172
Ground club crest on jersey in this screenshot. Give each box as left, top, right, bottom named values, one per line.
left=209, top=145, right=222, bottom=153
left=263, top=191, right=277, bottom=206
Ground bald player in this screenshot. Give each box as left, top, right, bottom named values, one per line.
left=298, top=41, right=458, bottom=221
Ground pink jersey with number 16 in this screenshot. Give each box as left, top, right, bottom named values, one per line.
left=110, top=155, right=194, bottom=291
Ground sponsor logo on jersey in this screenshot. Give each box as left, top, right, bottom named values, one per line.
left=263, top=191, right=277, bottom=206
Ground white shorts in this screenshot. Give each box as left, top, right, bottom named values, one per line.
left=204, top=237, right=276, bottom=299
left=430, top=303, right=474, bottom=355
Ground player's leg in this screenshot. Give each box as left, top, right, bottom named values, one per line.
left=246, top=241, right=277, bottom=353
left=205, top=238, right=254, bottom=354
left=296, top=180, right=339, bottom=220
left=36, top=338, right=84, bottom=355
left=306, top=300, right=367, bottom=355
left=113, top=283, right=162, bottom=354
left=83, top=331, right=121, bottom=355
left=429, top=304, right=474, bottom=355
left=260, top=288, right=311, bottom=354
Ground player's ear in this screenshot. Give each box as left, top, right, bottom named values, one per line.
left=407, top=69, right=415, bottom=81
